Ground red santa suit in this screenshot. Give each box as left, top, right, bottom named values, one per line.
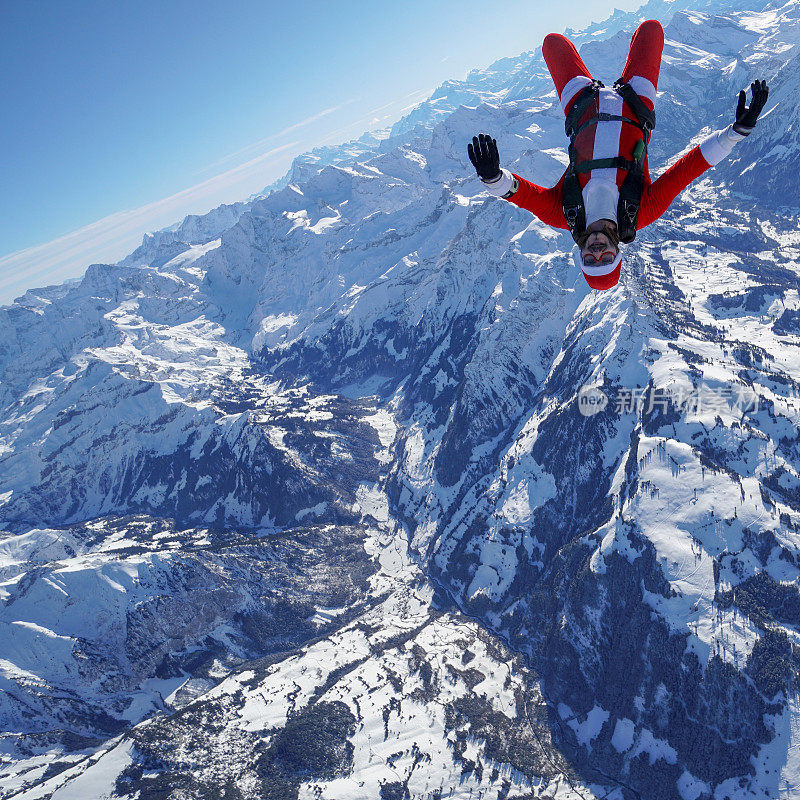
left=483, top=20, right=747, bottom=290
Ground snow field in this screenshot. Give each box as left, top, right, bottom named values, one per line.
left=9, top=739, right=133, bottom=800
left=2, top=3, right=800, bottom=798
left=668, top=237, right=800, bottom=384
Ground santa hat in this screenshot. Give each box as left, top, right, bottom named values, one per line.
left=573, top=246, right=623, bottom=291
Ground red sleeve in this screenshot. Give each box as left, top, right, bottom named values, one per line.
left=637, top=146, right=712, bottom=228
left=507, top=172, right=569, bottom=230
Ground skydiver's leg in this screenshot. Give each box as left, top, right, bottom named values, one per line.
left=542, top=33, right=594, bottom=117
left=618, top=19, right=665, bottom=112
left=618, top=20, right=664, bottom=183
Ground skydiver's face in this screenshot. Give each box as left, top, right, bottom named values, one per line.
left=580, top=220, right=619, bottom=266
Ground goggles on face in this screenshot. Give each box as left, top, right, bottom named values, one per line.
left=572, top=245, right=624, bottom=278
left=582, top=250, right=617, bottom=267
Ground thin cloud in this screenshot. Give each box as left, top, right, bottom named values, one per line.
left=316, top=88, right=433, bottom=145
left=200, top=101, right=355, bottom=174
left=1, top=85, right=437, bottom=306
left=399, top=100, right=426, bottom=113
left=0, top=139, right=301, bottom=306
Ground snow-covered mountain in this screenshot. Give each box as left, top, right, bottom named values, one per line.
left=2, top=0, right=799, bottom=798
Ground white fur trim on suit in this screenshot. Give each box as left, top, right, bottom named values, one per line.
left=626, top=75, right=657, bottom=105
left=560, top=75, right=593, bottom=112
left=699, top=124, right=747, bottom=166
left=481, top=168, right=516, bottom=197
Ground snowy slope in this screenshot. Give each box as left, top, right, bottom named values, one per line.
left=1, top=1, right=800, bottom=799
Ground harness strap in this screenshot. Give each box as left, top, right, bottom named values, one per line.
left=561, top=80, right=657, bottom=245
left=564, top=78, right=604, bottom=138
left=572, top=114, right=646, bottom=139
left=613, top=80, right=656, bottom=136
left=574, top=156, right=636, bottom=173
left=562, top=166, right=586, bottom=236
left=617, top=162, right=644, bottom=244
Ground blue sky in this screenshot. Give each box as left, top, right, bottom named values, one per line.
left=1, top=0, right=640, bottom=304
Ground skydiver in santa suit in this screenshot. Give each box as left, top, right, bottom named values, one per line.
left=468, top=20, right=769, bottom=290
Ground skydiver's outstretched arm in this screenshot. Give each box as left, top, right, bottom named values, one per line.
left=507, top=172, right=570, bottom=230
left=639, top=81, right=769, bottom=228
left=467, top=134, right=569, bottom=230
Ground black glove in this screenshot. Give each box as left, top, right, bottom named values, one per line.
left=468, top=134, right=501, bottom=182
left=733, top=79, right=769, bottom=135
